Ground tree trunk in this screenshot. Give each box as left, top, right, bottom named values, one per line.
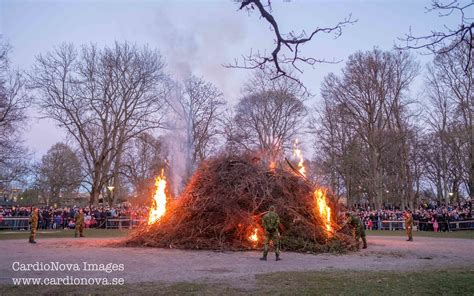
left=470, top=130, right=474, bottom=197
left=90, top=185, right=100, bottom=206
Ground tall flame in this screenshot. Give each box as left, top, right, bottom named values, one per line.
left=249, top=228, right=259, bottom=242
left=293, top=139, right=306, bottom=177
left=269, top=161, right=276, bottom=171
left=314, top=189, right=332, bottom=235
left=148, top=169, right=167, bottom=225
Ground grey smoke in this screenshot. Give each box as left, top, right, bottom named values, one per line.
left=149, top=5, right=247, bottom=193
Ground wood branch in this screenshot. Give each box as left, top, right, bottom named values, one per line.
left=227, top=0, right=356, bottom=92
left=397, top=0, right=473, bottom=72
left=125, top=153, right=357, bottom=252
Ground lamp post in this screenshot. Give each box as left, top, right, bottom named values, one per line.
left=107, top=186, right=115, bottom=204
left=448, top=192, right=454, bottom=203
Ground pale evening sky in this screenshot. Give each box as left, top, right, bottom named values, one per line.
left=0, top=0, right=458, bottom=159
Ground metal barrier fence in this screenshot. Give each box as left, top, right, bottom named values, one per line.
left=0, top=217, right=147, bottom=230
left=105, top=218, right=147, bottom=229
left=1, top=217, right=473, bottom=231
left=374, top=220, right=474, bottom=231
left=0, top=217, right=30, bottom=230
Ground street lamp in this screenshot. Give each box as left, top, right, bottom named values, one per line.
left=107, top=186, right=115, bottom=203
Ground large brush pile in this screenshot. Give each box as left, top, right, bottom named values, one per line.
left=126, top=154, right=358, bottom=253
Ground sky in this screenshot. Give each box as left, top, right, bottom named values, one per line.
left=0, top=0, right=461, bottom=160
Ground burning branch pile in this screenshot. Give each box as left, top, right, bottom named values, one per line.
left=126, top=154, right=357, bottom=253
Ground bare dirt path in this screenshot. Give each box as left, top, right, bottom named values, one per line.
left=0, top=236, right=472, bottom=286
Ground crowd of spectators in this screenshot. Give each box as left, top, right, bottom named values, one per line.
left=350, top=201, right=473, bottom=231
left=1, top=200, right=472, bottom=231
left=0, top=204, right=149, bottom=230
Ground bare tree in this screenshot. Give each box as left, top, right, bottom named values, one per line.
left=423, top=41, right=473, bottom=200
left=228, top=0, right=356, bottom=89
left=0, top=40, right=30, bottom=186
left=317, top=49, right=418, bottom=209
left=29, top=42, right=168, bottom=205
left=310, top=99, right=361, bottom=201
left=167, top=75, right=225, bottom=179
left=121, top=132, right=167, bottom=204
left=227, top=70, right=307, bottom=162
left=398, top=0, right=473, bottom=71
left=34, top=143, right=82, bottom=206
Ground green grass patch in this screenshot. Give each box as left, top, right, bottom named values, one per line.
left=1, top=269, right=473, bottom=295
left=255, top=269, right=474, bottom=295
left=366, top=230, right=474, bottom=239
left=0, top=281, right=239, bottom=296
left=0, top=229, right=130, bottom=240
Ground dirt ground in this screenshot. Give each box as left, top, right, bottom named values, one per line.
left=0, top=236, right=472, bottom=287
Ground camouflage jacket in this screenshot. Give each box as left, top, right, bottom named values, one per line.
left=75, top=212, right=84, bottom=225
left=30, top=211, right=39, bottom=227
left=262, top=211, right=280, bottom=232
left=347, top=214, right=362, bottom=228
left=405, top=214, right=413, bottom=227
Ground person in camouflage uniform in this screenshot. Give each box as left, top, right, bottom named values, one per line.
left=404, top=210, right=413, bottom=241
left=29, top=207, right=39, bottom=244
left=75, top=208, right=85, bottom=238
left=260, top=205, right=281, bottom=261
left=345, top=212, right=367, bottom=249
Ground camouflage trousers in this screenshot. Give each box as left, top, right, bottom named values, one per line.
left=353, top=225, right=367, bottom=248
left=406, top=226, right=413, bottom=241
left=263, top=230, right=280, bottom=256
left=29, top=225, right=37, bottom=242
left=75, top=224, right=84, bottom=237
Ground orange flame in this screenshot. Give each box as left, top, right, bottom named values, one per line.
left=249, top=228, right=259, bottom=242
left=314, top=189, right=332, bottom=235
left=269, top=161, right=276, bottom=171
left=293, top=139, right=306, bottom=177
left=148, top=169, right=167, bottom=225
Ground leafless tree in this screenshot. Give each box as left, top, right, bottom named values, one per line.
left=226, top=70, right=307, bottom=162
left=423, top=41, right=473, bottom=201
left=167, top=75, right=225, bottom=179
left=310, top=99, right=361, bottom=200
left=0, top=40, right=30, bottom=186
left=29, top=42, right=168, bottom=205
left=34, top=142, right=82, bottom=206
left=227, top=0, right=356, bottom=90
left=398, top=0, right=473, bottom=71
left=316, top=49, right=418, bottom=209
left=121, top=132, right=167, bottom=204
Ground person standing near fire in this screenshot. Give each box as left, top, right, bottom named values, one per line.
left=75, top=208, right=85, bottom=238
left=404, top=210, right=413, bottom=241
left=260, top=205, right=281, bottom=261
left=345, top=212, right=367, bottom=249
left=29, top=207, right=39, bottom=244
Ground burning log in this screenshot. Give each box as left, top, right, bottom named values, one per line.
left=125, top=153, right=357, bottom=253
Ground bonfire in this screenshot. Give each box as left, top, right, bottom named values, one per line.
left=126, top=153, right=357, bottom=253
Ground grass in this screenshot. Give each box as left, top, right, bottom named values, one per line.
left=0, top=228, right=130, bottom=240
left=0, top=282, right=236, bottom=296
left=1, top=269, right=473, bottom=295
left=255, top=269, right=474, bottom=295
left=366, top=229, right=474, bottom=239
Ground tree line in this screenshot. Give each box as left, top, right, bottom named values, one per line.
left=0, top=39, right=471, bottom=208
left=0, top=0, right=472, bottom=208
